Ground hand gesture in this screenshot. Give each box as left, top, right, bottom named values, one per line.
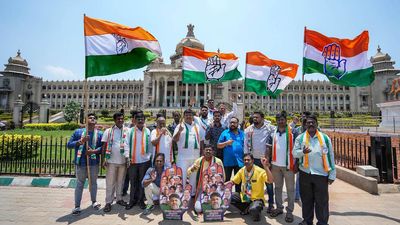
left=303, top=146, right=311, bottom=154
left=102, top=160, right=108, bottom=169
left=179, top=124, right=184, bottom=133
left=150, top=170, right=157, bottom=181
left=205, top=55, right=226, bottom=80
left=161, top=127, right=167, bottom=135
left=261, top=157, right=270, bottom=168
left=86, top=148, right=96, bottom=155
left=226, top=139, right=234, bottom=146
left=267, top=65, right=281, bottom=93
left=322, top=43, right=347, bottom=79
left=80, top=135, right=90, bottom=145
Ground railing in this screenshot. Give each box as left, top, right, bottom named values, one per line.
left=0, top=136, right=106, bottom=177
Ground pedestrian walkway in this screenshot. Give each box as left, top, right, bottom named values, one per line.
left=0, top=179, right=399, bottom=225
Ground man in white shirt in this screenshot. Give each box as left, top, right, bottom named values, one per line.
left=194, top=105, right=211, bottom=147
left=151, top=116, right=173, bottom=167
left=125, top=111, right=153, bottom=210
left=101, top=112, right=130, bottom=212
left=219, top=102, right=237, bottom=129
left=173, top=108, right=205, bottom=195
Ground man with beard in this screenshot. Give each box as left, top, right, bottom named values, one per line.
left=142, top=153, right=167, bottom=215
left=168, top=111, right=181, bottom=163
left=266, top=111, right=299, bottom=223
left=102, top=112, right=130, bottom=212
left=173, top=108, right=205, bottom=196
left=293, top=114, right=335, bottom=225
left=187, top=145, right=225, bottom=213
left=218, top=102, right=237, bottom=129
left=151, top=117, right=173, bottom=167
left=195, top=105, right=210, bottom=147
left=210, top=192, right=222, bottom=209
left=217, top=117, right=244, bottom=193
left=206, top=110, right=225, bottom=160
left=67, top=113, right=103, bottom=215
left=227, top=153, right=273, bottom=222
left=125, top=111, right=152, bottom=210
left=207, top=99, right=218, bottom=122
left=244, top=111, right=275, bottom=213
left=169, top=193, right=181, bottom=210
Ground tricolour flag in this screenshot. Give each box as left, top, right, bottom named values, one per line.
left=84, top=16, right=161, bottom=78
left=182, top=47, right=242, bottom=83
left=245, top=51, right=298, bottom=98
left=303, top=28, right=374, bottom=86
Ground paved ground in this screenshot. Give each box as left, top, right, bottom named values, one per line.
left=0, top=179, right=399, bottom=225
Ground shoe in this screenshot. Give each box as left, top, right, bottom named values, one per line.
left=92, top=202, right=101, bottom=210
left=270, top=208, right=283, bottom=217
left=266, top=204, right=274, bottom=214
left=142, top=204, right=154, bottom=215
left=125, top=202, right=136, bottom=210
left=298, top=221, right=312, bottom=225
left=72, top=207, right=81, bottom=216
left=285, top=213, right=294, bottom=223
left=103, top=203, right=111, bottom=212
left=253, top=215, right=261, bottom=222
left=139, top=201, right=146, bottom=210
left=116, top=200, right=127, bottom=207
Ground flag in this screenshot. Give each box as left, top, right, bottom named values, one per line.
left=182, top=47, right=242, bottom=83
left=84, top=15, right=161, bottom=78
left=303, top=28, right=374, bottom=86
left=245, top=51, right=298, bottom=98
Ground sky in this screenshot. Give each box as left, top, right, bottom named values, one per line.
left=1, top=0, right=399, bottom=82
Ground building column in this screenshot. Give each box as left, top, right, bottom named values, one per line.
left=163, top=79, right=168, bottom=107
left=185, top=83, right=189, bottom=107
left=155, top=79, right=159, bottom=107
left=195, top=84, right=199, bottom=107
left=203, top=84, right=207, bottom=101
left=152, top=77, right=156, bottom=107
left=208, top=83, right=212, bottom=99
left=261, top=96, right=264, bottom=109
left=174, top=78, right=178, bottom=107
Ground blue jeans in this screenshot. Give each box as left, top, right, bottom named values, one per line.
left=295, top=173, right=300, bottom=200
left=253, top=158, right=274, bottom=205
left=75, top=165, right=99, bottom=207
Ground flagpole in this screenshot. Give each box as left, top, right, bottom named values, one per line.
left=301, top=26, right=307, bottom=113
left=243, top=53, right=247, bottom=125
left=83, top=13, right=92, bottom=194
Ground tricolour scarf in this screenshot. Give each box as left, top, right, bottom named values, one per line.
left=155, top=128, right=173, bottom=164
left=76, top=128, right=98, bottom=164
left=184, top=123, right=200, bottom=149
left=272, top=125, right=294, bottom=170
left=301, top=130, right=333, bottom=172
left=129, top=127, right=149, bottom=163
left=242, top=166, right=254, bottom=202
left=105, top=125, right=128, bottom=159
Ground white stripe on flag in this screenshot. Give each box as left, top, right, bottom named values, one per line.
left=182, top=56, right=239, bottom=72
left=246, top=64, right=293, bottom=90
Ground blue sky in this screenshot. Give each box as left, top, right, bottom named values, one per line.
left=1, top=0, right=399, bottom=81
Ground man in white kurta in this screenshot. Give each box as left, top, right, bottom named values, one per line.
left=173, top=108, right=205, bottom=195
left=151, top=116, right=173, bottom=167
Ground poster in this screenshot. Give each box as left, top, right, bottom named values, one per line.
left=199, top=163, right=232, bottom=221
left=160, top=164, right=192, bottom=220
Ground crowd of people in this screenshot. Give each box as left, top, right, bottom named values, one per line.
left=67, top=99, right=336, bottom=225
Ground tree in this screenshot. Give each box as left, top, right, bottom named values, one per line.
left=100, top=109, right=110, bottom=118
left=64, top=101, right=80, bottom=123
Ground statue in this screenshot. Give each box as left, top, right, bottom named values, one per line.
left=186, top=24, right=195, bottom=37
left=389, top=77, right=400, bottom=99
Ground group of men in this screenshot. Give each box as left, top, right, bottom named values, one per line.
left=67, top=99, right=336, bottom=225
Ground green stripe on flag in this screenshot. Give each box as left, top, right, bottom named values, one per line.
left=303, top=58, right=374, bottom=87
left=182, top=68, right=242, bottom=84
left=244, top=78, right=283, bottom=99
left=85, top=47, right=158, bottom=78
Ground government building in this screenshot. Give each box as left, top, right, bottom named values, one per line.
left=1, top=25, right=399, bottom=115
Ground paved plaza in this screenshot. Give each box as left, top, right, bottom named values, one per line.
left=0, top=179, right=399, bottom=225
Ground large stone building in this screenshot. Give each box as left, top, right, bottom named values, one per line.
left=1, top=25, right=399, bottom=114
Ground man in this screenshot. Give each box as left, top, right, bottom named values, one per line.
left=227, top=153, right=274, bottom=222
left=151, top=116, right=173, bottom=167
left=169, top=193, right=181, bottom=210
left=266, top=111, right=299, bottom=223
left=219, top=102, right=237, bottom=129
left=207, top=99, right=217, bottom=122
left=101, top=112, right=130, bottom=212
left=210, top=192, right=222, bottom=209
left=173, top=108, right=205, bottom=195
left=126, top=111, right=153, bottom=210
left=244, top=111, right=275, bottom=212
left=148, top=113, right=163, bottom=131
left=187, top=145, right=225, bottom=213
left=67, top=113, right=103, bottom=215
left=217, top=117, right=244, bottom=193
left=123, top=110, right=139, bottom=196
left=289, top=116, right=299, bottom=130
left=195, top=105, right=211, bottom=147
left=206, top=110, right=225, bottom=160
left=293, top=114, right=336, bottom=225
left=168, top=111, right=181, bottom=163
left=142, top=153, right=167, bottom=215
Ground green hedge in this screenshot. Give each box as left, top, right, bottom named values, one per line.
left=0, top=134, right=41, bottom=159
left=23, top=123, right=80, bottom=131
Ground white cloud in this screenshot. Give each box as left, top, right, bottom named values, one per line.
left=44, top=65, right=80, bottom=81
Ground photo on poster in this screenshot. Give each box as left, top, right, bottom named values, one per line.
left=160, top=164, right=192, bottom=220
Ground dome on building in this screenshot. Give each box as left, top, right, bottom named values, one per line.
left=175, top=24, right=204, bottom=55
left=371, top=46, right=391, bottom=63
left=3, top=50, right=30, bottom=75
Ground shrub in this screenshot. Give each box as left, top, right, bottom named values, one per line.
left=144, top=111, right=152, bottom=118
left=0, top=134, right=41, bottom=160
left=100, top=109, right=110, bottom=118
left=24, top=123, right=80, bottom=131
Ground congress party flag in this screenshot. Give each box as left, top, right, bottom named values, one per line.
left=84, top=15, right=161, bottom=78
left=303, top=28, right=374, bottom=86
left=245, top=51, right=298, bottom=98
left=182, top=47, right=242, bottom=83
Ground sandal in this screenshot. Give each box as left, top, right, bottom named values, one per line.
left=270, top=209, right=283, bottom=217
left=285, top=214, right=294, bottom=223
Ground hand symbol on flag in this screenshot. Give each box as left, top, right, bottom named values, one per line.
left=322, top=43, right=347, bottom=79
left=205, top=55, right=226, bottom=81
left=266, top=65, right=281, bottom=93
